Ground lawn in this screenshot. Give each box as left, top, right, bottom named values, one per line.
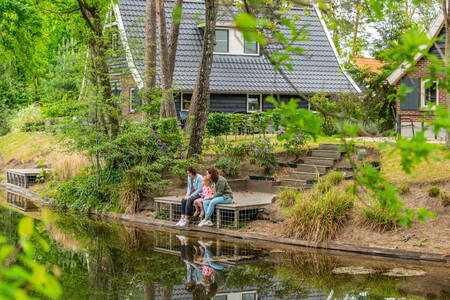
left=0, top=132, right=58, bottom=163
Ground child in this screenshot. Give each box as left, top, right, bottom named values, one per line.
left=193, top=177, right=213, bottom=218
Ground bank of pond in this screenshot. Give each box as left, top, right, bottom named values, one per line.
left=0, top=192, right=449, bottom=300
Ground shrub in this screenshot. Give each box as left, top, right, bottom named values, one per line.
left=8, top=103, right=43, bottom=133
left=325, top=171, right=344, bottom=186
left=215, top=157, right=241, bottom=177
left=224, top=142, right=252, bottom=159
left=171, top=156, right=202, bottom=180
left=396, top=183, right=411, bottom=195
left=277, top=128, right=310, bottom=158
left=283, top=189, right=355, bottom=241
left=440, top=192, right=449, bottom=207
left=206, top=113, right=231, bottom=136
left=277, top=188, right=300, bottom=208
left=359, top=203, right=398, bottom=232
left=427, top=185, right=440, bottom=197
left=248, top=137, right=278, bottom=174
left=249, top=112, right=269, bottom=134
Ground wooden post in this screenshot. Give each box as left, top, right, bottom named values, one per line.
left=234, top=209, right=240, bottom=229
left=216, top=208, right=221, bottom=228
left=169, top=203, right=174, bottom=221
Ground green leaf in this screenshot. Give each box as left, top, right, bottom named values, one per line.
left=18, top=217, right=33, bottom=238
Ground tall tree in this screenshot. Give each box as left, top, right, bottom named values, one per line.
left=76, top=0, right=119, bottom=137
left=142, top=0, right=157, bottom=117
left=157, top=0, right=183, bottom=119
left=443, top=0, right=450, bottom=149
left=187, top=0, right=218, bottom=157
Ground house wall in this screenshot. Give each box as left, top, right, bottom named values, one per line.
left=396, top=57, right=447, bottom=138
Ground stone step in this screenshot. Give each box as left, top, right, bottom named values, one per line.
left=318, top=143, right=343, bottom=151
left=301, top=157, right=335, bottom=166
left=311, top=150, right=342, bottom=159
left=290, top=171, right=318, bottom=180
left=274, top=185, right=312, bottom=193
left=278, top=178, right=307, bottom=186
left=296, top=164, right=329, bottom=174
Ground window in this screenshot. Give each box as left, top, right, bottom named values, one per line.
left=213, top=296, right=227, bottom=300
left=247, top=94, right=261, bottom=112
left=244, top=40, right=258, bottom=54
left=130, top=88, right=141, bottom=113
left=111, top=80, right=121, bottom=96
left=107, top=25, right=120, bottom=52
left=242, top=292, right=257, bottom=300
left=215, top=29, right=229, bottom=53
left=180, top=93, right=192, bottom=111
left=421, top=79, right=438, bottom=108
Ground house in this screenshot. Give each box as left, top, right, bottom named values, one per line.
left=354, top=57, right=385, bottom=75
left=387, top=9, right=447, bottom=139
left=107, top=0, right=361, bottom=118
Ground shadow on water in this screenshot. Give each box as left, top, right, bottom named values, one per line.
left=0, top=190, right=449, bottom=300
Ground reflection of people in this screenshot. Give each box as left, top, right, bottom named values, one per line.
left=199, top=167, right=233, bottom=227
left=197, top=241, right=227, bottom=297
left=177, top=235, right=203, bottom=292
left=177, top=167, right=203, bottom=227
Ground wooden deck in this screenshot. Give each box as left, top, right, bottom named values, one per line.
left=154, top=192, right=275, bottom=229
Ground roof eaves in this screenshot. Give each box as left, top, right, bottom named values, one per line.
left=113, top=2, right=143, bottom=88
left=313, top=4, right=362, bottom=94
left=387, top=8, right=445, bottom=85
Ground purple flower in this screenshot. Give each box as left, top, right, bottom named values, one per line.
left=264, top=146, right=268, bottom=150
left=159, top=146, right=164, bottom=150
left=298, top=133, right=302, bottom=137
left=228, top=159, right=232, bottom=164
left=162, top=143, right=166, bottom=146
left=274, top=142, right=278, bottom=145
left=296, top=137, right=300, bottom=141
left=252, top=141, right=255, bottom=145
left=269, top=164, right=274, bottom=169
left=157, top=139, right=161, bottom=143
left=254, top=149, right=259, bottom=153
left=247, top=143, right=251, bottom=146
left=279, top=129, right=285, bottom=134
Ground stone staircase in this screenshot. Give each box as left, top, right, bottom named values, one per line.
left=275, top=144, right=345, bottom=192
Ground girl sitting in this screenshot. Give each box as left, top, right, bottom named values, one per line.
left=193, top=177, right=214, bottom=218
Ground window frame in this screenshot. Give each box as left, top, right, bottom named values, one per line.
left=244, top=39, right=259, bottom=55
left=180, top=92, right=192, bottom=111
left=129, top=87, right=141, bottom=113
left=246, top=94, right=262, bottom=113
left=420, top=79, right=439, bottom=108
left=214, top=28, right=229, bottom=53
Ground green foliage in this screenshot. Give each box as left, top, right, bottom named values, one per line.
left=396, top=183, right=411, bottom=195
left=277, top=128, right=310, bottom=157
left=440, top=192, right=449, bottom=207
left=249, top=112, right=269, bottom=134
left=223, top=142, right=252, bottom=159
left=215, top=157, right=241, bottom=177
left=0, top=217, right=61, bottom=299
left=206, top=113, right=231, bottom=136
left=248, top=137, right=278, bottom=174
left=324, top=171, right=344, bottom=186
left=284, top=188, right=355, bottom=242
left=360, top=203, right=398, bottom=232
left=171, top=156, right=202, bottom=180
left=427, top=185, right=440, bottom=197
left=277, top=188, right=300, bottom=208
left=8, top=104, right=43, bottom=133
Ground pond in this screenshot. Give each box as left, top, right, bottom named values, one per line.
left=0, top=191, right=449, bottom=300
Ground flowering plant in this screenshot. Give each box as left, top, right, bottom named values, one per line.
left=277, top=127, right=310, bottom=158
left=248, top=136, right=278, bottom=174
left=215, top=157, right=241, bottom=177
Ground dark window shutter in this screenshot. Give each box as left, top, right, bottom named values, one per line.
left=400, top=77, right=419, bottom=110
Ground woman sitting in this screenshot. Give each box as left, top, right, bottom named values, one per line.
left=198, top=167, right=233, bottom=227
left=176, top=166, right=203, bottom=227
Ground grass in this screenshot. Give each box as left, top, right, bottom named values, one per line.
left=440, top=192, right=450, bottom=206
left=379, top=144, right=450, bottom=184
left=0, top=132, right=89, bottom=181
left=282, top=171, right=354, bottom=242
left=427, top=185, right=440, bottom=197
left=357, top=203, right=398, bottom=232
left=396, top=182, right=411, bottom=195
left=277, top=188, right=300, bottom=208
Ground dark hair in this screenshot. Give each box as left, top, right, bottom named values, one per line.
left=186, top=166, right=197, bottom=175
left=207, top=167, right=219, bottom=183
left=206, top=282, right=218, bottom=297
left=185, top=281, right=196, bottom=292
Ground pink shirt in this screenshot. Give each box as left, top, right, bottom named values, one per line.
left=201, top=186, right=213, bottom=199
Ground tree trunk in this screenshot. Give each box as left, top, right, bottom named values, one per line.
left=143, top=0, right=157, bottom=118
left=444, top=0, right=450, bottom=149
left=168, top=0, right=183, bottom=79
left=77, top=0, right=120, bottom=137
left=157, top=0, right=182, bottom=119
left=161, top=286, right=173, bottom=300
left=143, top=283, right=155, bottom=300
left=187, top=0, right=218, bottom=158
left=351, top=5, right=361, bottom=57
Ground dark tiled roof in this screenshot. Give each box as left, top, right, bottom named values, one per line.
left=116, top=0, right=359, bottom=94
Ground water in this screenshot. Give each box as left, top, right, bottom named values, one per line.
left=0, top=192, right=449, bottom=300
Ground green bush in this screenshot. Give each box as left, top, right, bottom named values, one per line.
left=277, top=128, right=310, bottom=157
left=215, top=157, right=241, bottom=177
left=440, top=192, right=449, bottom=206
left=427, top=185, right=440, bottom=197
left=360, top=203, right=398, bottom=232
left=248, top=137, right=278, bottom=174
left=223, top=142, right=251, bottom=159
left=171, top=156, right=202, bottom=180
left=396, top=183, right=411, bottom=195
left=277, top=188, right=300, bottom=208
left=8, top=103, right=43, bottom=132
left=249, top=112, right=269, bottom=134
left=283, top=189, right=355, bottom=241
left=206, top=112, right=231, bottom=136
left=325, top=171, right=344, bottom=186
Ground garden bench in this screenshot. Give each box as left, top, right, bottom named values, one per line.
left=154, top=192, right=274, bottom=229
left=6, top=169, right=48, bottom=188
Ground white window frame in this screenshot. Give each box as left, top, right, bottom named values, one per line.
left=247, top=94, right=262, bottom=113
left=129, top=87, right=140, bottom=113
left=420, top=79, right=439, bottom=108
left=244, top=39, right=259, bottom=54
left=180, top=92, right=192, bottom=111
left=213, top=26, right=260, bottom=56
left=214, top=28, right=229, bottom=53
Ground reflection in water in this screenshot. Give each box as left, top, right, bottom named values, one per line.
left=0, top=195, right=449, bottom=300
left=6, top=191, right=39, bottom=211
